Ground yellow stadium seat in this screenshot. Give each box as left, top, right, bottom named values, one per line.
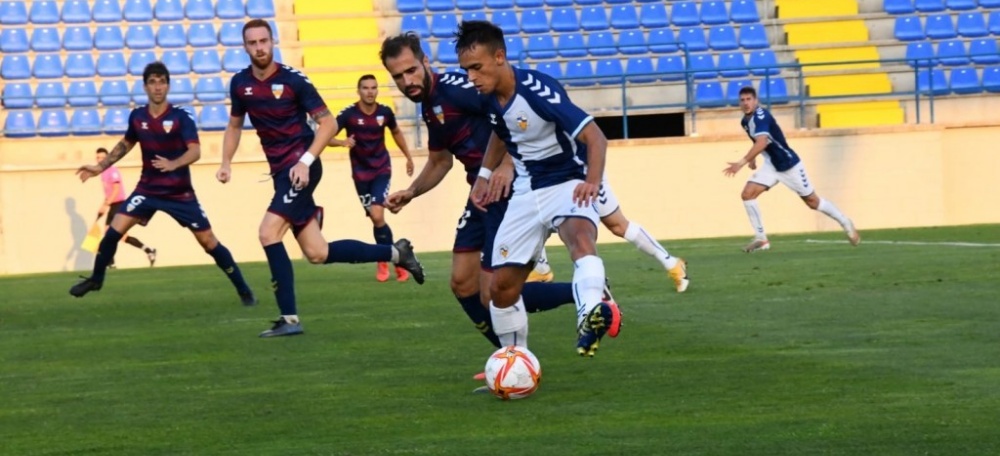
left=784, top=21, right=868, bottom=46
left=806, top=73, right=892, bottom=97
left=776, top=0, right=857, bottom=18
left=817, top=101, right=904, bottom=128
left=295, top=0, right=375, bottom=15
left=795, top=47, right=882, bottom=72
left=298, top=19, right=379, bottom=41
left=303, top=44, right=383, bottom=69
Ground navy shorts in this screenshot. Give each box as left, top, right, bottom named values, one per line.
left=269, top=160, right=324, bottom=236
left=453, top=197, right=507, bottom=270
left=117, top=192, right=211, bottom=231
left=353, top=173, right=391, bottom=215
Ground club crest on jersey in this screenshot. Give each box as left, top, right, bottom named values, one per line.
left=516, top=112, right=529, bottom=130
left=271, top=84, right=284, bottom=99
left=499, top=244, right=509, bottom=259
left=162, top=120, right=174, bottom=132
left=433, top=105, right=444, bottom=124
left=376, top=115, right=385, bottom=126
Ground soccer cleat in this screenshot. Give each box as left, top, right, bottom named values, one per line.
left=743, top=238, right=771, bottom=253
left=668, top=258, right=690, bottom=293
left=576, top=302, right=619, bottom=357
left=394, top=265, right=410, bottom=282
left=107, top=262, right=117, bottom=269
left=69, top=276, right=102, bottom=297
left=473, top=371, right=486, bottom=381
left=146, top=248, right=157, bottom=267
left=526, top=270, right=554, bottom=283
left=238, top=289, right=258, bottom=307
left=472, top=385, right=490, bottom=394
left=602, top=280, right=622, bottom=338
left=259, top=318, right=304, bottom=338
left=844, top=220, right=861, bottom=246
left=376, top=262, right=390, bottom=282
left=392, top=238, right=425, bottom=285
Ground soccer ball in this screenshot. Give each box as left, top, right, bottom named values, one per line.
left=483, top=345, right=542, bottom=400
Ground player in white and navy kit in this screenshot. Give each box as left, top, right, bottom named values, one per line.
left=456, top=21, right=621, bottom=357
left=724, top=86, right=860, bottom=252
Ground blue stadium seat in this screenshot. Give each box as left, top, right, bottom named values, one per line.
left=937, top=39, right=969, bottom=65
left=191, top=50, right=222, bottom=74
left=917, top=68, right=948, bottom=94
left=894, top=16, right=924, bottom=41
left=457, top=0, right=485, bottom=10
left=639, top=3, right=668, bottom=28
left=982, top=0, right=1000, bottom=6
left=505, top=36, right=525, bottom=63
left=618, top=30, right=646, bottom=55
left=200, top=104, right=230, bottom=131
left=30, top=27, right=60, bottom=52
left=246, top=0, right=276, bottom=18
left=718, top=51, right=749, bottom=77
left=123, top=0, right=154, bottom=21
left=957, top=13, right=987, bottom=37
left=748, top=50, right=780, bottom=75
left=186, top=0, right=215, bottom=20
left=438, top=41, right=459, bottom=63
left=219, top=22, right=243, bottom=46
left=397, top=0, right=424, bottom=13
left=949, top=67, right=980, bottom=93
left=154, top=0, right=184, bottom=20
left=4, top=111, right=36, bottom=138
left=724, top=79, right=752, bottom=105
left=594, top=58, right=624, bottom=84
left=427, top=0, right=455, bottom=11
left=545, top=0, right=573, bottom=4
left=574, top=0, right=602, bottom=4
left=0, top=1, right=28, bottom=25
left=62, top=26, right=93, bottom=51
left=195, top=76, right=227, bottom=102
left=94, top=26, right=125, bottom=51
left=38, top=110, right=70, bottom=137
left=946, top=0, right=977, bottom=10
left=701, top=1, right=729, bottom=25
left=91, top=0, right=121, bottom=21
left=527, top=35, right=557, bottom=59
left=96, top=52, right=127, bottom=77
left=625, top=57, right=656, bottom=83
left=671, top=1, right=700, bottom=26
left=1, top=83, right=32, bottom=109
left=401, top=15, right=430, bottom=38
left=689, top=53, right=717, bottom=79
left=1, top=55, right=31, bottom=79
left=35, top=82, right=66, bottom=108
left=564, top=60, right=594, bottom=86
left=0, top=28, right=29, bottom=53
left=739, top=24, right=770, bottom=49
left=678, top=26, right=709, bottom=52
left=906, top=41, right=935, bottom=67
left=103, top=108, right=131, bottom=134
left=126, top=24, right=156, bottom=49
left=516, top=0, right=544, bottom=6
left=991, top=12, right=1000, bottom=35
left=648, top=28, right=679, bottom=53
left=158, top=24, right=187, bottom=48
left=696, top=82, right=726, bottom=107
left=970, top=39, right=1000, bottom=64
left=216, top=0, right=245, bottom=19
left=760, top=77, right=789, bottom=103
left=223, top=48, right=251, bottom=72
left=551, top=7, right=580, bottom=32
left=422, top=40, right=434, bottom=61
left=610, top=5, right=640, bottom=29
left=915, top=0, right=946, bottom=12
left=62, top=0, right=91, bottom=23
left=587, top=32, right=616, bottom=56
left=68, top=81, right=99, bottom=107
left=188, top=23, right=218, bottom=47
left=128, top=51, right=157, bottom=75
left=709, top=25, right=738, bottom=50
left=557, top=33, right=587, bottom=57
left=521, top=9, right=549, bottom=34
left=169, top=77, right=195, bottom=104
left=984, top=66, right=1000, bottom=92
left=99, top=80, right=131, bottom=106
left=535, top=61, right=563, bottom=79
left=884, top=0, right=916, bottom=14
left=656, top=55, right=685, bottom=81
left=30, top=1, right=60, bottom=24
left=71, top=109, right=102, bottom=136
left=66, top=53, right=96, bottom=78
left=163, top=50, right=190, bottom=74
left=492, top=11, right=520, bottom=34
left=33, top=54, right=64, bottom=79
left=131, top=80, right=149, bottom=105
left=926, top=14, right=957, bottom=39
left=462, top=11, right=487, bottom=22
left=580, top=7, right=610, bottom=31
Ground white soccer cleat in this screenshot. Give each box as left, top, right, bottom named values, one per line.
left=844, top=220, right=861, bottom=246
left=743, top=238, right=771, bottom=253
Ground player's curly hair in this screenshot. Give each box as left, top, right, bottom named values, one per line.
left=380, top=33, right=426, bottom=66
left=454, top=20, right=506, bottom=57
left=739, top=86, right=757, bottom=98
left=142, top=61, right=170, bottom=84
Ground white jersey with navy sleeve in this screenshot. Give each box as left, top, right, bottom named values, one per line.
left=486, top=67, right=592, bottom=195
left=741, top=107, right=800, bottom=172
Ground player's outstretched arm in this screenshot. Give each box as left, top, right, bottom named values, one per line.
left=217, top=115, right=244, bottom=184
left=153, top=143, right=201, bottom=173
left=724, top=135, right=768, bottom=177
left=78, top=139, right=136, bottom=183
left=574, top=122, right=608, bottom=206
left=386, top=149, right=453, bottom=213
left=390, top=125, right=415, bottom=177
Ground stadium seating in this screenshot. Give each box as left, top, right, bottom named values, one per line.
left=246, top=0, right=276, bottom=18
left=457, top=0, right=485, bottom=10
left=199, top=104, right=230, bottom=130
left=398, top=0, right=423, bottom=13
left=551, top=7, right=579, bottom=32
left=163, top=50, right=191, bottom=75
left=748, top=50, right=780, bottom=75
left=103, top=108, right=131, bottom=134
left=970, top=39, right=1000, bottom=64
left=937, top=39, right=969, bottom=66
left=886, top=0, right=917, bottom=14
left=558, top=33, right=588, bottom=57
left=2, top=83, right=33, bottom=109
left=33, top=54, right=63, bottom=79
left=126, top=24, right=156, bottom=49
left=949, top=67, right=980, bottom=93
left=170, top=78, right=195, bottom=104
left=580, top=7, right=609, bottom=31
left=565, top=60, right=594, bottom=86
left=649, top=28, right=680, bottom=53
left=701, top=1, right=730, bottom=25
left=30, top=1, right=60, bottom=24
left=185, top=0, right=215, bottom=20
left=131, top=80, right=149, bottom=105
left=66, top=53, right=96, bottom=78
left=492, top=10, right=518, bottom=34
left=61, top=1, right=91, bottom=23
left=1, top=55, right=31, bottom=79
left=223, top=48, right=251, bottom=72
left=609, top=5, right=639, bottom=30
left=97, top=52, right=128, bottom=77
left=99, top=80, right=132, bottom=106
left=31, top=27, right=60, bottom=52
left=35, top=82, right=66, bottom=108
left=895, top=16, right=924, bottom=41
left=216, top=0, right=246, bottom=19
left=526, top=35, right=556, bottom=59
left=760, top=77, right=789, bottom=103
left=726, top=78, right=752, bottom=105
left=70, top=109, right=103, bottom=135
left=925, top=14, right=957, bottom=39
left=639, top=3, right=668, bottom=28
left=92, top=0, right=122, bottom=22
left=155, top=0, right=184, bottom=21
left=915, top=0, right=946, bottom=13
left=718, top=51, right=750, bottom=77
left=594, top=58, right=624, bottom=84
left=657, top=55, right=685, bottom=81
left=0, top=28, right=29, bottom=53
left=4, top=111, right=36, bottom=138
left=68, top=82, right=98, bottom=108
left=678, top=27, right=709, bottom=52
left=690, top=53, right=717, bottom=79
left=586, top=32, right=616, bottom=57
left=521, top=8, right=548, bottom=33
left=672, top=2, right=700, bottom=27
left=195, top=77, right=227, bottom=103
left=37, top=109, right=70, bottom=137
left=536, top=60, right=563, bottom=79
left=128, top=51, right=157, bottom=76
left=401, top=14, right=430, bottom=37
left=618, top=31, right=646, bottom=55
left=62, top=26, right=92, bottom=51
left=625, top=57, right=657, bottom=83
left=0, top=1, right=29, bottom=25
left=918, top=68, right=949, bottom=94
left=95, top=26, right=125, bottom=50
left=695, top=81, right=726, bottom=106
left=123, top=0, right=154, bottom=22
left=188, top=23, right=218, bottom=47
left=957, top=13, right=987, bottom=37
left=192, top=50, right=223, bottom=74
left=158, top=24, right=187, bottom=48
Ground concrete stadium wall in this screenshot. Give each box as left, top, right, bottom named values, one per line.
left=1, top=123, right=997, bottom=276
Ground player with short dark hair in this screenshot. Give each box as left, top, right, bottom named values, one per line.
left=70, top=62, right=256, bottom=307
left=94, top=147, right=157, bottom=268
left=217, top=20, right=425, bottom=338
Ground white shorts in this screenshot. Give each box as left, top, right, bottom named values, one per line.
left=748, top=161, right=814, bottom=197
left=595, top=178, right=620, bottom=219
left=492, top=180, right=601, bottom=268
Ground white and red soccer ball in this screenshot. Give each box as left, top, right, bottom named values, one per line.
left=483, top=345, right=542, bottom=400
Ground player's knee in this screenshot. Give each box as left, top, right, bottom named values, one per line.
left=605, top=221, right=627, bottom=238
left=804, top=195, right=820, bottom=209
left=304, top=250, right=326, bottom=264
left=489, top=278, right=518, bottom=306
left=450, top=274, right=477, bottom=297
left=741, top=189, right=758, bottom=201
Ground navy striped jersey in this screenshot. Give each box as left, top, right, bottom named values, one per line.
left=484, top=67, right=592, bottom=194
left=335, top=102, right=397, bottom=182
left=741, top=106, right=800, bottom=171
left=422, top=72, right=492, bottom=186
left=124, top=104, right=199, bottom=201
left=229, top=64, right=327, bottom=174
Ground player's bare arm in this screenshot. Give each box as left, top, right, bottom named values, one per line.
left=217, top=115, right=245, bottom=183
left=386, top=148, right=453, bottom=213
left=290, top=109, right=336, bottom=189
left=79, top=139, right=135, bottom=183
left=327, top=135, right=355, bottom=148
left=471, top=131, right=506, bottom=211
left=573, top=122, right=607, bottom=207
left=724, top=135, right=769, bottom=177
left=390, top=125, right=415, bottom=177
left=153, top=143, right=201, bottom=173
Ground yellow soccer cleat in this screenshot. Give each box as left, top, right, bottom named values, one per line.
left=526, top=270, right=554, bottom=283
left=668, top=258, right=689, bottom=293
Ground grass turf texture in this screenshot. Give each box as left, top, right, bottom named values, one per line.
left=2, top=225, right=999, bottom=455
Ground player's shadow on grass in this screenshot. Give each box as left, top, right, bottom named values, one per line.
left=64, top=197, right=94, bottom=272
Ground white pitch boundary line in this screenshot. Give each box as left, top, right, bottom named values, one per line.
left=804, top=239, right=1000, bottom=248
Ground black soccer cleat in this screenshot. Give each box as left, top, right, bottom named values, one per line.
left=238, top=289, right=258, bottom=307
left=69, top=276, right=103, bottom=298
left=259, top=318, right=304, bottom=338
left=393, top=238, right=425, bottom=285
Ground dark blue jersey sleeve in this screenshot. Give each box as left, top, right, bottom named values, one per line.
left=179, top=108, right=199, bottom=144
left=291, top=70, right=327, bottom=116
left=229, top=75, right=246, bottom=118
left=523, top=71, right=592, bottom=138
left=124, top=108, right=139, bottom=143
left=383, top=105, right=398, bottom=130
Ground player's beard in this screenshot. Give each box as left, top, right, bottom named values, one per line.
left=402, top=64, right=434, bottom=103
left=251, top=50, right=273, bottom=70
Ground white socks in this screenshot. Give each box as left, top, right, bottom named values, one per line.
left=533, top=249, right=552, bottom=274
left=490, top=298, right=528, bottom=347
left=282, top=315, right=300, bottom=324
left=572, top=255, right=606, bottom=328
left=743, top=200, right=767, bottom=240
left=623, top=222, right=678, bottom=269
left=817, top=198, right=851, bottom=228
left=390, top=246, right=400, bottom=263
